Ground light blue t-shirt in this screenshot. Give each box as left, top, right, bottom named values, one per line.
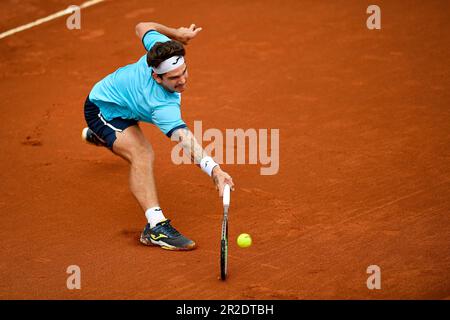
left=89, top=30, right=186, bottom=136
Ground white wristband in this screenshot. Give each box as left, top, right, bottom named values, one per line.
left=200, top=156, right=219, bottom=177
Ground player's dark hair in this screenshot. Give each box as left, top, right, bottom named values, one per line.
left=146, top=40, right=185, bottom=76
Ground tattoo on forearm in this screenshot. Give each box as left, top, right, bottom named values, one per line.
left=173, top=128, right=205, bottom=165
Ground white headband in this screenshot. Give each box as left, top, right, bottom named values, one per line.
left=152, top=55, right=185, bottom=74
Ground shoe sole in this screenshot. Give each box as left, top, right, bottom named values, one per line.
left=81, top=127, right=89, bottom=142
left=139, top=234, right=197, bottom=251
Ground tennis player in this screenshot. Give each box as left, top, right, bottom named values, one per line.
left=82, top=22, right=234, bottom=251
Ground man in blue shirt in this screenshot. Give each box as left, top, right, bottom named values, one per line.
left=82, top=22, right=234, bottom=251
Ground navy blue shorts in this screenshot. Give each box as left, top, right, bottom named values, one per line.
left=84, top=96, right=138, bottom=149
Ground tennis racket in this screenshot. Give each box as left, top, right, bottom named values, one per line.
left=220, top=184, right=231, bottom=281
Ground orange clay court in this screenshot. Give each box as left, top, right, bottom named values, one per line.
left=0, top=0, right=449, bottom=299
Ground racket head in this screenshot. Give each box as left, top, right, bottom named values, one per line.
left=220, top=213, right=228, bottom=280
left=220, top=184, right=231, bottom=281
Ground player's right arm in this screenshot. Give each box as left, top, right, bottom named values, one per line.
left=135, top=22, right=202, bottom=45
left=171, top=127, right=235, bottom=197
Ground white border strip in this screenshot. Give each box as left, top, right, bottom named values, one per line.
left=98, top=113, right=123, bottom=132
left=0, top=0, right=105, bottom=40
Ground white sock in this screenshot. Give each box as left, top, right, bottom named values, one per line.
left=145, top=207, right=167, bottom=228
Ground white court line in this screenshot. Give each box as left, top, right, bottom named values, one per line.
left=0, top=0, right=105, bottom=40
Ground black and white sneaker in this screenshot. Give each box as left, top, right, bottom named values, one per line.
left=140, top=220, right=197, bottom=251
left=81, top=127, right=106, bottom=147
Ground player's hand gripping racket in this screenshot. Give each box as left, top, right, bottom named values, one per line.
left=220, top=184, right=231, bottom=280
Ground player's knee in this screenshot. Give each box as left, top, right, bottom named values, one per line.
left=130, top=144, right=155, bottom=165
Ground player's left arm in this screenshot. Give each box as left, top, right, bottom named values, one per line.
left=171, top=128, right=235, bottom=196
left=135, top=22, right=202, bottom=45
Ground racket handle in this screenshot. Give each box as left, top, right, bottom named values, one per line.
left=223, top=184, right=231, bottom=207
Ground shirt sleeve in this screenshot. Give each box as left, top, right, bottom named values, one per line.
left=152, top=104, right=187, bottom=137
left=142, top=30, right=171, bottom=51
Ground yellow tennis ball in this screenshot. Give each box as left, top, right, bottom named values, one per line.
left=237, top=233, right=252, bottom=248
